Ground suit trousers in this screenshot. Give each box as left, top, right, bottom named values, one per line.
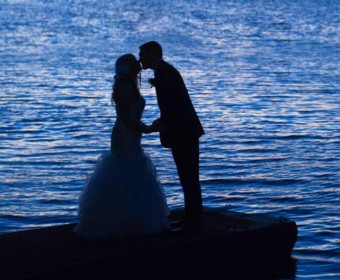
left=171, top=138, right=203, bottom=226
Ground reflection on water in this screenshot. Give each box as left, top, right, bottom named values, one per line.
left=0, top=0, right=339, bottom=279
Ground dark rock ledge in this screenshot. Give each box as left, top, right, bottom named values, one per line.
left=0, top=208, right=298, bottom=279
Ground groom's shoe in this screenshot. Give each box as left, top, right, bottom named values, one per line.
left=169, top=220, right=184, bottom=230
left=170, top=219, right=203, bottom=234
left=170, top=224, right=202, bottom=235
left=184, top=215, right=203, bottom=233
left=185, top=221, right=203, bottom=234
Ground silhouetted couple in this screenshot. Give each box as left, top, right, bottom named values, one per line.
left=74, top=41, right=204, bottom=239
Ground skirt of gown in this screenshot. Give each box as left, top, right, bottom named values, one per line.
left=73, top=150, right=170, bottom=239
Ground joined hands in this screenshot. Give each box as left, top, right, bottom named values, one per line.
left=140, top=119, right=168, bottom=134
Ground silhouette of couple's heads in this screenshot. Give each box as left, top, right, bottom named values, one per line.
left=112, top=41, right=163, bottom=102
left=114, top=41, right=162, bottom=76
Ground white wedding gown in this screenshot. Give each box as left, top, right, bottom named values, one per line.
left=74, top=91, right=169, bottom=239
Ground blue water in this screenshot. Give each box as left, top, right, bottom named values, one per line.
left=0, top=0, right=339, bottom=278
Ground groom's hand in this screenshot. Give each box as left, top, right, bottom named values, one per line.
left=154, top=119, right=169, bottom=133
left=140, top=122, right=158, bottom=134
left=148, top=78, right=157, bottom=88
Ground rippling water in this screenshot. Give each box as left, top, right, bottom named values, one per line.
left=0, top=0, right=339, bottom=278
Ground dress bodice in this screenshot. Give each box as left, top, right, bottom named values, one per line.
left=116, top=93, right=145, bottom=124
left=111, top=93, right=145, bottom=156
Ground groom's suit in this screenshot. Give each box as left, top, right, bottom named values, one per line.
left=154, top=59, right=204, bottom=228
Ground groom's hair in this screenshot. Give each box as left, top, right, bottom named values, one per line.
left=139, top=41, right=163, bottom=58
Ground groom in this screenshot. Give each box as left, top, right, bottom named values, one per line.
left=139, top=41, right=205, bottom=232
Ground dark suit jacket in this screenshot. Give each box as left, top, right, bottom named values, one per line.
left=154, top=60, right=204, bottom=148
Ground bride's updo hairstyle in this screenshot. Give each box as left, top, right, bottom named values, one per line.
left=112, top=54, right=142, bottom=103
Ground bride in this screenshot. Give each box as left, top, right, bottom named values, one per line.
left=74, top=54, right=170, bottom=239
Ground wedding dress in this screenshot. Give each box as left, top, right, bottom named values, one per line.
left=74, top=85, right=169, bottom=239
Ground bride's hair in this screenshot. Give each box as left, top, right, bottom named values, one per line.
left=112, top=54, right=141, bottom=104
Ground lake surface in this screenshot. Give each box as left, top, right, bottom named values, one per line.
left=0, top=0, right=339, bottom=279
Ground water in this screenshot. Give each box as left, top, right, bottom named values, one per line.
left=0, top=0, right=339, bottom=278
